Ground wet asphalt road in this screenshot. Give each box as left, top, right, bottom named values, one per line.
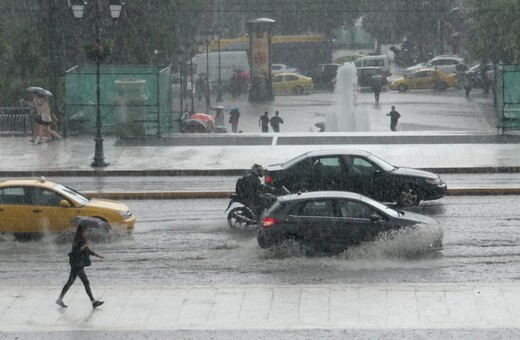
left=35, top=173, right=520, bottom=193
left=1, top=195, right=519, bottom=287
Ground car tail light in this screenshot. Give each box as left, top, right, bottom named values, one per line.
left=262, top=217, right=279, bottom=229
left=265, top=175, right=273, bottom=184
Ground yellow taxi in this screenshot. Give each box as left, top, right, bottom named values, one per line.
left=389, top=68, right=458, bottom=92
left=0, top=178, right=135, bottom=236
left=272, top=73, right=313, bottom=95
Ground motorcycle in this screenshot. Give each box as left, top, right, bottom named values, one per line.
left=225, top=192, right=277, bottom=229
left=390, top=46, right=414, bottom=67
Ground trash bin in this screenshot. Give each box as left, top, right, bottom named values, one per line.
left=114, top=79, right=147, bottom=138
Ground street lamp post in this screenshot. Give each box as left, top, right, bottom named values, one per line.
left=187, top=43, right=196, bottom=114
left=177, top=48, right=185, bottom=113
left=69, top=0, right=123, bottom=168
left=214, top=28, right=223, bottom=103
left=213, top=25, right=230, bottom=103
left=198, top=31, right=213, bottom=113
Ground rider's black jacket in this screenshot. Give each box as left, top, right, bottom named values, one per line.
left=241, top=173, right=262, bottom=206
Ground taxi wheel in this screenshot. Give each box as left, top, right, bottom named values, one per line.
left=13, top=232, right=43, bottom=241
left=435, top=81, right=448, bottom=91
left=398, top=84, right=408, bottom=93
left=293, top=86, right=304, bottom=95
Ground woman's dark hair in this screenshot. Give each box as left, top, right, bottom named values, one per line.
left=74, top=223, right=88, bottom=241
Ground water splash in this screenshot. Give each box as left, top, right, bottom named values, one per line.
left=327, top=63, right=369, bottom=132
left=340, top=224, right=444, bottom=260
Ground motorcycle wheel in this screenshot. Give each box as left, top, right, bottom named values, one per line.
left=227, top=207, right=255, bottom=229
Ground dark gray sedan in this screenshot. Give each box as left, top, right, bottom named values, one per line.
left=264, top=149, right=447, bottom=206
left=257, top=191, right=443, bottom=254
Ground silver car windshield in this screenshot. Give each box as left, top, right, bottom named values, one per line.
left=54, top=184, right=90, bottom=205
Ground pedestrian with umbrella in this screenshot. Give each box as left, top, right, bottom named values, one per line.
left=24, top=87, right=61, bottom=143
left=228, top=108, right=241, bottom=133
left=212, top=105, right=225, bottom=127
left=56, top=217, right=107, bottom=308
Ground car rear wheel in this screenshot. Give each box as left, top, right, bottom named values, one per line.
left=293, top=86, right=304, bottom=95
left=398, top=184, right=421, bottom=207
left=398, top=84, right=408, bottom=92
left=278, top=236, right=319, bottom=256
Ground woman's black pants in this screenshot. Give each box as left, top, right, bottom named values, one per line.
left=59, top=267, right=95, bottom=301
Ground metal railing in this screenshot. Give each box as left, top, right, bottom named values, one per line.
left=0, top=108, right=32, bottom=135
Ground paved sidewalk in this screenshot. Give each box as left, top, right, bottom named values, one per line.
left=2, top=284, right=520, bottom=332
left=1, top=133, right=520, bottom=176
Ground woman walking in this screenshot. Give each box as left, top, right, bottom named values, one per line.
left=56, top=223, right=104, bottom=308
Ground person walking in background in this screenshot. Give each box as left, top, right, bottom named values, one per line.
left=213, top=105, right=225, bottom=127
left=229, top=108, right=240, bottom=133
left=464, top=73, right=472, bottom=98
left=259, top=111, right=269, bottom=132
left=26, top=92, right=61, bottom=143
left=269, top=110, right=284, bottom=132
left=56, top=223, right=104, bottom=309
left=196, top=74, right=205, bottom=101
left=480, top=62, right=490, bottom=95
left=386, top=105, right=401, bottom=132
left=370, top=74, right=384, bottom=104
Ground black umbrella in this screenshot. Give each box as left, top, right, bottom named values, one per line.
left=73, top=216, right=111, bottom=232
left=25, top=86, right=53, bottom=97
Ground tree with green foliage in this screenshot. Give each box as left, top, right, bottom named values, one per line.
left=0, top=0, right=361, bottom=106
left=362, top=0, right=455, bottom=56
left=464, top=0, right=520, bottom=64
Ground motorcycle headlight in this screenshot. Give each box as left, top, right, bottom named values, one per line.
left=425, top=177, right=442, bottom=185
left=118, top=210, right=133, bottom=219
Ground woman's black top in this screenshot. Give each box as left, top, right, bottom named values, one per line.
left=68, top=238, right=96, bottom=269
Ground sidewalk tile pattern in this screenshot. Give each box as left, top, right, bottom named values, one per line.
left=1, top=284, right=520, bottom=331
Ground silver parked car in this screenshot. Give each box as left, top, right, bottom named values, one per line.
left=404, top=55, right=464, bottom=76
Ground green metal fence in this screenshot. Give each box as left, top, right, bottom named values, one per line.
left=64, top=65, right=173, bottom=137
left=496, top=64, right=520, bottom=133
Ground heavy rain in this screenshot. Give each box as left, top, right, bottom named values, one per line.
left=1, top=0, right=520, bottom=338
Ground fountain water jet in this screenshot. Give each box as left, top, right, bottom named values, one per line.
left=326, top=63, right=369, bottom=132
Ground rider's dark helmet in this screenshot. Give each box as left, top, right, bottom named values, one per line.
left=250, top=164, right=264, bottom=177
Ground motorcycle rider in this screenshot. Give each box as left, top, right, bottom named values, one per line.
left=237, top=164, right=271, bottom=217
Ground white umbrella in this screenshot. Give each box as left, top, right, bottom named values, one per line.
left=25, top=87, right=53, bottom=97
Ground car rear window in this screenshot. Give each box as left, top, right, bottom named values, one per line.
left=266, top=200, right=284, bottom=214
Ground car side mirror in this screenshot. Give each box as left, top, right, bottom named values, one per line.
left=59, top=200, right=71, bottom=208
left=374, top=169, right=381, bottom=176
left=370, top=213, right=380, bottom=223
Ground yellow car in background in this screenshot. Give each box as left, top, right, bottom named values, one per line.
left=0, top=178, right=135, bottom=238
left=272, top=73, right=313, bottom=95
left=389, top=68, right=457, bottom=92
